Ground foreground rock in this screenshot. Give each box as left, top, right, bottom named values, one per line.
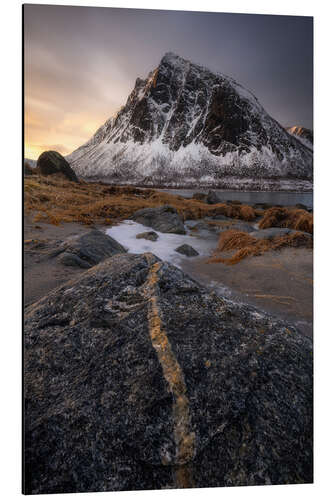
left=175, top=244, right=199, bottom=257
left=136, top=231, right=159, bottom=241
left=24, top=253, right=312, bottom=494
left=53, top=229, right=126, bottom=267
left=37, top=150, right=79, bottom=182
left=132, top=205, right=186, bottom=234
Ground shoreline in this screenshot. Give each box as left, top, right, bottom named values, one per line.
left=80, top=178, right=313, bottom=193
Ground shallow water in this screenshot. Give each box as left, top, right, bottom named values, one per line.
left=105, top=220, right=218, bottom=267
left=158, top=189, right=313, bottom=208
left=105, top=220, right=312, bottom=337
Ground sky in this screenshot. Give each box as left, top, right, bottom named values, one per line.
left=24, top=4, right=313, bottom=160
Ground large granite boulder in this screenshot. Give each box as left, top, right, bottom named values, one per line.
left=37, top=151, right=79, bottom=182
left=53, top=229, right=126, bottom=267
left=24, top=253, right=313, bottom=494
left=132, top=205, right=186, bottom=234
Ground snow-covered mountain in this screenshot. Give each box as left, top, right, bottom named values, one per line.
left=24, top=158, right=37, bottom=168
left=286, top=126, right=313, bottom=151
left=67, top=53, right=313, bottom=188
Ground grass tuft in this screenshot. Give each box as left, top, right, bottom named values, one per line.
left=259, top=207, right=313, bottom=234
left=210, top=229, right=313, bottom=265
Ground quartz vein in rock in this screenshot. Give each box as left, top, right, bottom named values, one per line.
left=144, top=257, right=195, bottom=487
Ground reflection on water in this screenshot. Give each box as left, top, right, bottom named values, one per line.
left=159, top=189, right=313, bottom=208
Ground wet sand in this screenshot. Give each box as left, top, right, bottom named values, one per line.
left=24, top=215, right=99, bottom=306
left=180, top=247, right=313, bottom=337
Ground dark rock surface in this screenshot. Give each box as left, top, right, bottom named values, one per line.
left=250, top=228, right=312, bottom=240
left=24, top=253, right=313, bottom=494
left=230, top=222, right=256, bottom=233
left=58, top=251, right=91, bottom=269
left=136, top=231, right=159, bottom=241
left=175, top=244, right=199, bottom=257
left=207, top=190, right=223, bottom=205
left=54, top=229, right=126, bottom=267
left=37, top=150, right=79, bottom=182
left=132, top=205, right=186, bottom=234
left=189, top=218, right=255, bottom=235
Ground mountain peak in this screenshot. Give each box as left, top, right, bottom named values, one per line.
left=67, top=54, right=313, bottom=188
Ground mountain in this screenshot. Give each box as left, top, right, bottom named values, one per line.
left=67, top=53, right=313, bottom=189
left=24, top=158, right=37, bottom=168
left=286, top=126, right=313, bottom=151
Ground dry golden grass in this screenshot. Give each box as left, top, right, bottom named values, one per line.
left=210, top=229, right=313, bottom=265
left=24, top=174, right=257, bottom=225
left=259, top=207, right=313, bottom=234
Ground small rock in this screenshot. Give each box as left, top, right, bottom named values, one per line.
left=175, top=244, right=199, bottom=257
left=250, top=228, right=312, bottom=240
left=206, top=190, right=223, bottom=204
left=58, top=252, right=91, bottom=269
left=136, top=231, right=159, bottom=241
left=231, top=222, right=256, bottom=233
left=132, top=205, right=185, bottom=234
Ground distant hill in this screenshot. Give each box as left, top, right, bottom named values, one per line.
left=24, top=158, right=37, bottom=168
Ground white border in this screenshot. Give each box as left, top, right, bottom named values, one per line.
left=1, top=1, right=332, bottom=499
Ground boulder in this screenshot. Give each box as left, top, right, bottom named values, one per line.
left=136, top=231, right=159, bottom=241
left=37, top=151, right=79, bottom=182
left=54, top=229, right=126, bottom=267
left=206, top=190, right=223, bottom=204
left=24, top=253, right=313, bottom=494
left=132, top=205, right=186, bottom=234
left=175, top=244, right=199, bottom=257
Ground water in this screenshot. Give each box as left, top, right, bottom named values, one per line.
left=158, top=189, right=313, bottom=208
left=105, top=220, right=218, bottom=267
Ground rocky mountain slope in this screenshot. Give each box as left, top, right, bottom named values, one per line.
left=67, top=53, right=313, bottom=188
left=286, top=126, right=313, bottom=150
